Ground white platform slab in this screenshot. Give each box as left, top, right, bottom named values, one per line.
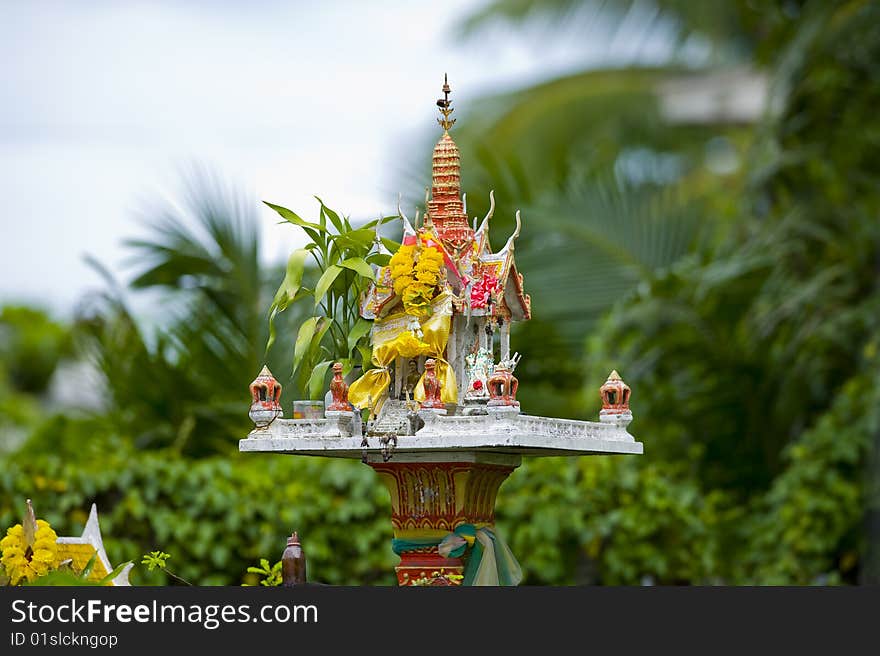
left=240, top=411, right=643, bottom=459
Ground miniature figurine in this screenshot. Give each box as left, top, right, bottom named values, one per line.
left=404, top=359, right=421, bottom=400
left=420, top=359, right=446, bottom=410
left=327, top=362, right=351, bottom=411
left=465, top=348, right=493, bottom=401
left=487, top=361, right=519, bottom=407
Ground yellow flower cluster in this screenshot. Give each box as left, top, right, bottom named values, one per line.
left=390, top=244, right=416, bottom=292
left=389, top=242, right=445, bottom=318
left=1, top=520, right=59, bottom=585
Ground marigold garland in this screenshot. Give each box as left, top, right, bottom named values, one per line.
left=389, top=241, right=445, bottom=318
left=1, top=519, right=59, bottom=585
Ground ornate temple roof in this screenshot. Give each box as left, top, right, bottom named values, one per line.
left=359, top=76, right=530, bottom=322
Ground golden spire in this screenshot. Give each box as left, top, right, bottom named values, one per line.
left=436, top=73, right=455, bottom=132
left=426, top=74, right=472, bottom=254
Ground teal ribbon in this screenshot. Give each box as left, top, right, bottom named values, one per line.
left=391, top=537, right=446, bottom=554
left=391, top=524, right=522, bottom=586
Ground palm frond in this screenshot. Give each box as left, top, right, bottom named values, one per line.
left=456, top=0, right=756, bottom=63
left=74, top=168, right=296, bottom=455
left=514, top=173, right=701, bottom=346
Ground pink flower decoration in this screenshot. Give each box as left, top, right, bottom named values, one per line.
left=471, top=272, right=500, bottom=309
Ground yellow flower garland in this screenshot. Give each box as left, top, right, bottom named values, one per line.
left=1, top=519, right=59, bottom=585
left=389, top=241, right=445, bottom=318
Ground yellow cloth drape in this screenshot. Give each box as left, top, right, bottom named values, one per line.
left=348, top=292, right=457, bottom=411
left=412, top=306, right=458, bottom=404
left=347, top=313, right=404, bottom=411
left=347, top=357, right=394, bottom=414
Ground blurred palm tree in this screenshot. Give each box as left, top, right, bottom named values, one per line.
left=447, top=1, right=779, bottom=330
left=75, top=167, right=301, bottom=456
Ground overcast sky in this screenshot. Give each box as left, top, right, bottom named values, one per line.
left=0, top=0, right=669, bottom=315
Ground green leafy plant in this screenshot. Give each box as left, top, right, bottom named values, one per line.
left=141, top=550, right=171, bottom=571
left=264, top=198, right=398, bottom=398
left=141, top=550, right=192, bottom=585
left=245, top=558, right=282, bottom=586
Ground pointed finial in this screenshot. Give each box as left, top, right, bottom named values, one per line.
left=477, top=190, right=496, bottom=235
left=398, top=193, right=416, bottom=235
left=608, top=370, right=621, bottom=380
left=436, top=74, right=456, bottom=132
left=374, top=217, right=382, bottom=243
left=504, top=210, right=522, bottom=251
left=23, top=498, right=37, bottom=547
left=84, top=503, right=100, bottom=537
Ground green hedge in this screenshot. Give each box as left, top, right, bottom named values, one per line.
left=0, top=446, right=396, bottom=586
left=2, top=428, right=724, bottom=586
left=497, top=457, right=725, bottom=584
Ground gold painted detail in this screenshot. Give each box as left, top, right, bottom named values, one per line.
left=400, top=567, right=465, bottom=586
left=369, top=461, right=515, bottom=534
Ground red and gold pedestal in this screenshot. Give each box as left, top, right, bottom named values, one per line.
left=366, top=452, right=520, bottom=586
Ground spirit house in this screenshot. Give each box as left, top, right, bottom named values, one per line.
left=352, top=76, right=530, bottom=418
left=241, top=78, right=643, bottom=586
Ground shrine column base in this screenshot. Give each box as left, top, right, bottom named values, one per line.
left=366, top=452, right=520, bottom=586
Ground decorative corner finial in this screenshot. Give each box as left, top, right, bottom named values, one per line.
left=424, top=187, right=433, bottom=228
left=373, top=216, right=383, bottom=243
left=249, top=365, right=283, bottom=429
left=600, top=369, right=632, bottom=426
left=23, top=498, right=37, bottom=542
left=436, top=73, right=456, bottom=132
left=504, top=210, right=522, bottom=251
left=398, top=193, right=418, bottom=236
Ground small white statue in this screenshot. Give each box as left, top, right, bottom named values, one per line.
left=501, top=352, right=522, bottom=373
left=464, top=348, right=493, bottom=401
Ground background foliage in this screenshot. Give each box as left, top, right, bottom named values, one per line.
left=2, top=0, right=879, bottom=585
